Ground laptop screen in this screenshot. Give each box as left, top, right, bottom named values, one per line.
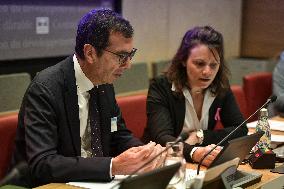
left=119, top=162, right=181, bottom=189
left=209, top=131, right=264, bottom=168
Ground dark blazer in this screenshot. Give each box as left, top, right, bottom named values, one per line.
left=11, top=56, right=142, bottom=187
left=143, top=75, right=248, bottom=162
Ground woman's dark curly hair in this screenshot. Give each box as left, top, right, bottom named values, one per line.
left=166, top=26, right=230, bottom=97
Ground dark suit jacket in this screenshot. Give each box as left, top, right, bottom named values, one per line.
left=143, top=75, right=248, bottom=162
left=11, top=56, right=142, bottom=187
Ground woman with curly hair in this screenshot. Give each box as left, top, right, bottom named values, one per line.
left=143, top=26, right=248, bottom=166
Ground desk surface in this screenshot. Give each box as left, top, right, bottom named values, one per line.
left=35, top=163, right=282, bottom=189
left=238, top=163, right=282, bottom=189
left=187, top=163, right=282, bottom=189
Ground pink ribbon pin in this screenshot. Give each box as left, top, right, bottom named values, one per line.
left=214, top=108, right=221, bottom=121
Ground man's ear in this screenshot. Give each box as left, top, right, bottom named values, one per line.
left=83, top=44, right=97, bottom=63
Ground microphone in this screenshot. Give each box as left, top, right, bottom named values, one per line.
left=196, top=95, right=277, bottom=175
left=110, top=132, right=189, bottom=189
left=0, top=162, right=28, bottom=186
left=269, top=95, right=277, bottom=103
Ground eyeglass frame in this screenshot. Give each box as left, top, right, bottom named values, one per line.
left=103, top=48, right=137, bottom=65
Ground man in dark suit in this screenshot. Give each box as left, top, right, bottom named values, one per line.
left=10, top=9, right=163, bottom=187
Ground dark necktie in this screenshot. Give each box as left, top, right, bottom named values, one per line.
left=88, top=87, right=104, bottom=157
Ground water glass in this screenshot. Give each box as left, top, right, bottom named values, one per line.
left=164, top=142, right=186, bottom=189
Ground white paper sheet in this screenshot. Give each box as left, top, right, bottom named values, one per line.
left=185, top=169, right=205, bottom=189
left=186, top=169, right=204, bottom=180
left=247, top=131, right=284, bottom=144
left=67, top=175, right=127, bottom=189
left=67, top=181, right=119, bottom=189
left=247, top=120, right=284, bottom=131
left=271, top=134, right=284, bottom=142
left=67, top=171, right=204, bottom=189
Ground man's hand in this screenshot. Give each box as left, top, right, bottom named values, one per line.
left=192, top=144, right=222, bottom=167
left=112, top=142, right=165, bottom=175
left=138, top=143, right=166, bottom=173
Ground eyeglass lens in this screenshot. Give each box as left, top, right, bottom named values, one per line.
left=120, top=48, right=137, bottom=64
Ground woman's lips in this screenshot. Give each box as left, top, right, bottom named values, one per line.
left=199, top=78, right=211, bottom=82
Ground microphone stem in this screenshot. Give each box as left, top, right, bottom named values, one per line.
left=196, top=99, right=271, bottom=175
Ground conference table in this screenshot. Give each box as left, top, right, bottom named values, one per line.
left=34, top=162, right=283, bottom=189
left=33, top=116, right=284, bottom=189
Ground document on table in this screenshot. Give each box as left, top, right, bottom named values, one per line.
left=67, top=171, right=205, bottom=189
left=247, top=131, right=284, bottom=143
left=247, top=120, right=284, bottom=131
left=67, top=181, right=118, bottom=189
left=67, top=175, right=126, bottom=189
left=247, top=119, right=284, bottom=145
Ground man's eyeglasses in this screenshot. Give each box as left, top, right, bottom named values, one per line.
left=104, top=48, right=137, bottom=65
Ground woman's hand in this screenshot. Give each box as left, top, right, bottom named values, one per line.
left=192, top=144, right=222, bottom=167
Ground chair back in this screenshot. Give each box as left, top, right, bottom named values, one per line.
left=243, top=72, right=272, bottom=121
left=231, top=85, right=248, bottom=119
left=152, top=60, right=171, bottom=78
left=113, top=62, right=149, bottom=94
left=0, top=113, right=18, bottom=179
left=0, top=73, right=31, bottom=112
left=214, top=85, right=248, bottom=130
left=117, top=94, right=147, bottom=139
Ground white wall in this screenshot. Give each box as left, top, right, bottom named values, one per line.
left=122, top=0, right=242, bottom=76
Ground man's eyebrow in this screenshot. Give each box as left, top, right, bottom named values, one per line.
left=116, top=50, right=131, bottom=54
left=117, top=51, right=128, bottom=54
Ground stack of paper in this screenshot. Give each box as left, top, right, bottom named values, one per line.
left=247, top=120, right=284, bottom=131
left=247, top=120, right=284, bottom=147
left=67, top=175, right=126, bottom=189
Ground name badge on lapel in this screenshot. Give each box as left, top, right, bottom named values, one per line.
left=111, top=117, right=117, bottom=132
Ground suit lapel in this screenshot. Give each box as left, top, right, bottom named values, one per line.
left=173, top=93, right=186, bottom=134
left=97, top=85, right=111, bottom=156
left=62, top=57, right=81, bottom=155
left=166, top=78, right=186, bottom=136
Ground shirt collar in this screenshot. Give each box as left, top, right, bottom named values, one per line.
left=73, top=54, right=94, bottom=93
left=171, top=83, right=215, bottom=99
left=171, top=83, right=177, bottom=92
left=181, top=84, right=216, bottom=126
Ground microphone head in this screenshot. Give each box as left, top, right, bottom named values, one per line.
left=16, top=162, right=28, bottom=175
left=269, top=95, right=277, bottom=103
left=179, top=132, right=189, bottom=141
left=0, top=162, right=28, bottom=186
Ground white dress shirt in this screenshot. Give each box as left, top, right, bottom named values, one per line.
left=73, top=54, right=94, bottom=158
left=171, top=84, right=215, bottom=131
left=73, top=55, right=113, bottom=177
left=172, top=84, right=216, bottom=158
left=182, top=88, right=215, bottom=131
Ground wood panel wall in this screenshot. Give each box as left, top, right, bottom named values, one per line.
left=241, top=0, right=284, bottom=58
